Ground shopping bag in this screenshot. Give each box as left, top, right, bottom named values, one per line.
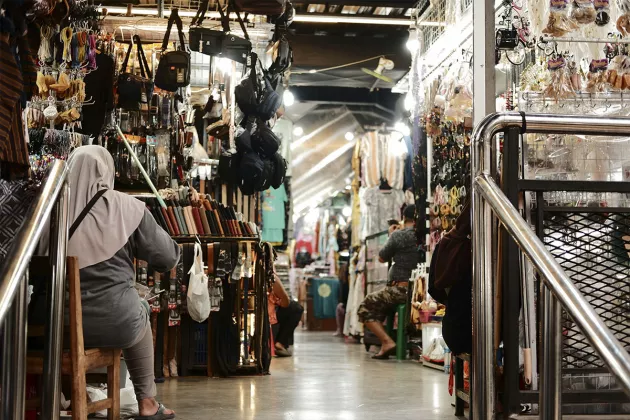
left=187, top=243, right=211, bottom=322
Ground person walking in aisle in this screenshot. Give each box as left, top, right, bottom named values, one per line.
left=357, top=204, right=419, bottom=359
left=67, top=146, right=178, bottom=419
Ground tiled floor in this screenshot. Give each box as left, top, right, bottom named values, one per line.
left=157, top=331, right=456, bottom=419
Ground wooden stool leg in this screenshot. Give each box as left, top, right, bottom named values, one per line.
left=71, top=366, right=88, bottom=420
left=396, top=304, right=407, bottom=360
left=107, top=351, right=121, bottom=420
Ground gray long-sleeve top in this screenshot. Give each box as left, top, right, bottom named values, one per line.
left=80, top=209, right=180, bottom=348
left=379, top=227, right=419, bottom=285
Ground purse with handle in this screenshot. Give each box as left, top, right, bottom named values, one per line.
left=155, top=8, right=191, bottom=92
left=117, top=35, right=153, bottom=110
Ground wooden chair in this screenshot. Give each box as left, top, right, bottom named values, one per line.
left=27, top=256, right=121, bottom=420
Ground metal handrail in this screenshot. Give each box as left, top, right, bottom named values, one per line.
left=0, top=160, right=68, bottom=323
left=0, top=160, right=69, bottom=420
left=471, top=112, right=630, bottom=420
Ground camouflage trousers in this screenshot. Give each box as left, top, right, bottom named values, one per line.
left=357, top=285, right=407, bottom=324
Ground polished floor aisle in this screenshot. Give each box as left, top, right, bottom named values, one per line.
left=157, top=331, right=455, bottom=420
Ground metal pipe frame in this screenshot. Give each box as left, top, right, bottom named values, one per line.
left=1, top=277, right=29, bottom=420
left=41, top=184, right=70, bottom=420
left=0, top=160, right=69, bottom=418
left=0, top=160, right=68, bottom=323
left=539, top=285, right=562, bottom=419
left=471, top=112, right=630, bottom=420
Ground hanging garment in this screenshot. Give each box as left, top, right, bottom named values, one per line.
left=0, top=33, right=27, bottom=171
left=360, top=187, right=406, bottom=239
left=344, top=247, right=366, bottom=336
left=382, top=134, right=408, bottom=190
left=311, top=277, right=340, bottom=319
left=81, top=53, right=115, bottom=138
left=360, top=131, right=386, bottom=188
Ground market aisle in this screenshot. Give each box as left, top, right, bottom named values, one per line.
left=157, top=331, right=455, bottom=420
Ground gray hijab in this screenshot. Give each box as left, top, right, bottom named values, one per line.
left=68, top=146, right=145, bottom=269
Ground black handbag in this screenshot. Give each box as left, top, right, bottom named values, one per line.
left=190, top=0, right=224, bottom=55
left=155, top=9, right=191, bottom=92
left=117, top=35, right=153, bottom=110
left=268, top=36, right=292, bottom=77
left=252, top=121, right=280, bottom=157
left=190, top=0, right=252, bottom=64
left=235, top=0, right=286, bottom=16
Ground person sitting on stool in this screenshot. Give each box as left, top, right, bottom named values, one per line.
left=270, top=276, right=305, bottom=357
left=358, top=204, right=419, bottom=359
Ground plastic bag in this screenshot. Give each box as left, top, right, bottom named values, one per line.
left=543, top=0, right=578, bottom=36
left=187, top=243, right=211, bottom=323
left=571, top=0, right=596, bottom=24
left=586, top=59, right=609, bottom=92
left=595, top=0, right=610, bottom=25
left=543, top=57, right=576, bottom=99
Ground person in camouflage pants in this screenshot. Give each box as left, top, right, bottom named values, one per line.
left=358, top=205, right=419, bottom=359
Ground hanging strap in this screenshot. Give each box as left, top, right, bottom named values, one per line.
left=192, top=0, right=210, bottom=26
left=134, top=35, right=153, bottom=79
left=69, top=189, right=107, bottom=239
left=161, top=8, right=187, bottom=52
left=120, top=37, right=135, bottom=74
left=217, top=0, right=250, bottom=40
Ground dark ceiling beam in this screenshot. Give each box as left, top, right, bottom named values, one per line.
left=292, top=0, right=416, bottom=7
left=290, top=86, right=402, bottom=110
left=288, top=33, right=410, bottom=69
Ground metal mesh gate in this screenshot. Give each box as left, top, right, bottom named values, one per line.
left=542, top=210, right=630, bottom=370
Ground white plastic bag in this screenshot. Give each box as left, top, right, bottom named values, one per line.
left=187, top=243, right=211, bottom=323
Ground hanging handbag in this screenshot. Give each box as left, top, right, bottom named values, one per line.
left=191, top=0, right=252, bottom=64
left=218, top=0, right=252, bottom=64
left=155, top=9, right=191, bottom=92
left=267, top=36, right=292, bottom=77
left=117, top=35, right=153, bottom=110
left=234, top=0, right=286, bottom=16
left=190, top=0, right=224, bottom=55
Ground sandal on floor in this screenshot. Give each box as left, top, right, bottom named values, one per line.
left=371, top=346, right=396, bottom=360
left=135, top=403, right=176, bottom=420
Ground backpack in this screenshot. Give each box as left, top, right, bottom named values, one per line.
left=155, top=9, right=191, bottom=92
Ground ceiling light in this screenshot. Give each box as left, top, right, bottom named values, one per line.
left=406, top=28, right=420, bottom=52
left=344, top=131, right=354, bottom=141
left=404, top=92, right=415, bottom=111
left=100, top=7, right=444, bottom=27
left=394, top=120, right=411, bottom=137
left=293, top=126, right=304, bottom=136
left=294, top=15, right=415, bottom=26
left=342, top=206, right=352, bottom=217
left=283, top=89, right=295, bottom=107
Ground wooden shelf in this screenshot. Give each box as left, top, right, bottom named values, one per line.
left=172, top=236, right=259, bottom=243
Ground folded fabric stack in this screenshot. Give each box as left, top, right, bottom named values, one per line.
left=141, top=196, right=258, bottom=238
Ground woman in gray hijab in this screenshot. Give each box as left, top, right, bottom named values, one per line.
left=67, top=146, right=178, bottom=419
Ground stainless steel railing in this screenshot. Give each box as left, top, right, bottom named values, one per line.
left=471, top=112, right=630, bottom=420
left=0, top=160, right=69, bottom=420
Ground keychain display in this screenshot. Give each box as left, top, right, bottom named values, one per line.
left=429, top=120, right=470, bottom=251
